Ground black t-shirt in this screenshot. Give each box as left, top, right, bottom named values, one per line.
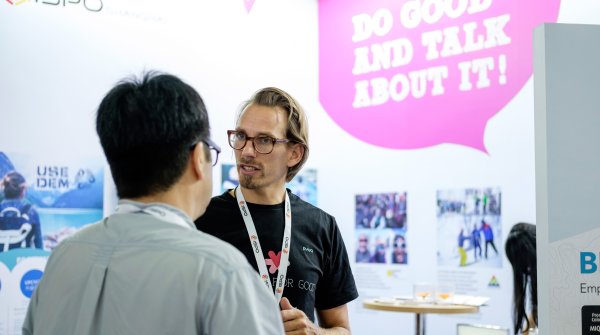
left=195, top=189, right=358, bottom=322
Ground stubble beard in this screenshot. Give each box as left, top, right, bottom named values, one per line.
left=238, top=165, right=264, bottom=190
left=239, top=173, right=259, bottom=189
left=238, top=158, right=264, bottom=190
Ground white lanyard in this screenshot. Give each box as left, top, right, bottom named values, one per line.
left=115, top=202, right=192, bottom=230
left=235, top=187, right=291, bottom=302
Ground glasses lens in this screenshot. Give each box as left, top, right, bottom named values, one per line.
left=200, top=138, right=220, bottom=166
left=229, top=131, right=246, bottom=150
left=254, top=136, right=274, bottom=154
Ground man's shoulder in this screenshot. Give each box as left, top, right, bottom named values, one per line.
left=55, top=219, right=104, bottom=243
left=42, top=219, right=105, bottom=260
left=204, top=191, right=236, bottom=213
left=135, top=218, right=251, bottom=271
left=62, top=216, right=251, bottom=272
left=288, top=191, right=335, bottom=221
left=179, top=229, right=247, bottom=262
left=196, top=191, right=238, bottom=229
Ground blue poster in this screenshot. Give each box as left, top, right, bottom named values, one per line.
left=0, top=151, right=104, bottom=334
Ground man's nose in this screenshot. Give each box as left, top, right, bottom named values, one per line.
left=241, top=139, right=257, bottom=157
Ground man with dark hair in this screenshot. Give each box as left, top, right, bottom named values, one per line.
left=196, top=87, right=358, bottom=334
left=23, top=72, right=284, bottom=335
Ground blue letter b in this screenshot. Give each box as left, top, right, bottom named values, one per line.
left=580, top=252, right=597, bottom=274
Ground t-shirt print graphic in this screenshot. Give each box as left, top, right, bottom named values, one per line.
left=265, top=250, right=281, bottom=273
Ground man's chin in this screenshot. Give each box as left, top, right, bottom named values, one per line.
left=239, top=177, right=257, bottom=190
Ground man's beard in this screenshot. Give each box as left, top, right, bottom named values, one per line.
left=238, top=158, right=262, bottom=189
left=239, top=173, right=258, bottom=189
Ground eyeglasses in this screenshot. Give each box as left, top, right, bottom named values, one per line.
left=191, top=138, right=221, bottom=166
left=203, top=138, right=221, bottom=166
left=227, top=130, right=294, bottom=154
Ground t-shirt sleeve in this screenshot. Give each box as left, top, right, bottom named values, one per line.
left=206, top=266, right=285, bottom=335
left=315, top=217, right=359, bottom=310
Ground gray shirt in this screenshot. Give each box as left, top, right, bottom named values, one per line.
left=23, top=202, right=284, bottom=335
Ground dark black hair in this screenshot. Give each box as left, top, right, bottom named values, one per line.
left=96, top=71, right=210, bottom=198
left=2, top=171, right=26, bottom=199
left=505, top=222, right=537, bottom=334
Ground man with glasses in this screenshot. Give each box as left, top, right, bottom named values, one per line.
left=23, top=72, right=284, bottom=335
left=195, top=87, right=358, bottom=335
left=356, top=233, right=372, bottom=263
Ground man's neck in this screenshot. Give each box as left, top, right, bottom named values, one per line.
left=130, top=190, right=196, bottom=219
left=233, top=186, right=287, bottom=205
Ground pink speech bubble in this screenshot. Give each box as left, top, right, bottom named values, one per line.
left=318, top=0, right=560, bottom=152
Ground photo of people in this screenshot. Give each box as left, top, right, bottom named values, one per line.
left=354, top=192, right=408, bottom=265
left=437, top=188, right=502, bottom=268
left=391, top=233, right=408, bottom=264
left=354, top=229, right=407, bottom=265
left=221, top=163, right=318, bottom=206
left=355, top=192, right=407, bottom=230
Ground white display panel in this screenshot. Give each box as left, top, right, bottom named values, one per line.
left=534, top=23, right=600, bottom=335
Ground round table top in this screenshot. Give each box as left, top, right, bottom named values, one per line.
left=363, top=298, right=479, bottom=314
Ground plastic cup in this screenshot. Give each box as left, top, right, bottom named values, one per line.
left=435, top=284, right=455, bottom=304
left=413, top=283, right=434, bottom=303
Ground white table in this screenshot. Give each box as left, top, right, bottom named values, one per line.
left=363, top=298, right=479, bottom=335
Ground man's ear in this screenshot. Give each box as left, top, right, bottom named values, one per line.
left=191, top=143, right=206, bottom=181
left=287, top=143, right=305, bottom=168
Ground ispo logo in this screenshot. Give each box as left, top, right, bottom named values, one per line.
left=6, top=0, right=29, bottom=5
left=5, top=0, right=103, bottom=12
